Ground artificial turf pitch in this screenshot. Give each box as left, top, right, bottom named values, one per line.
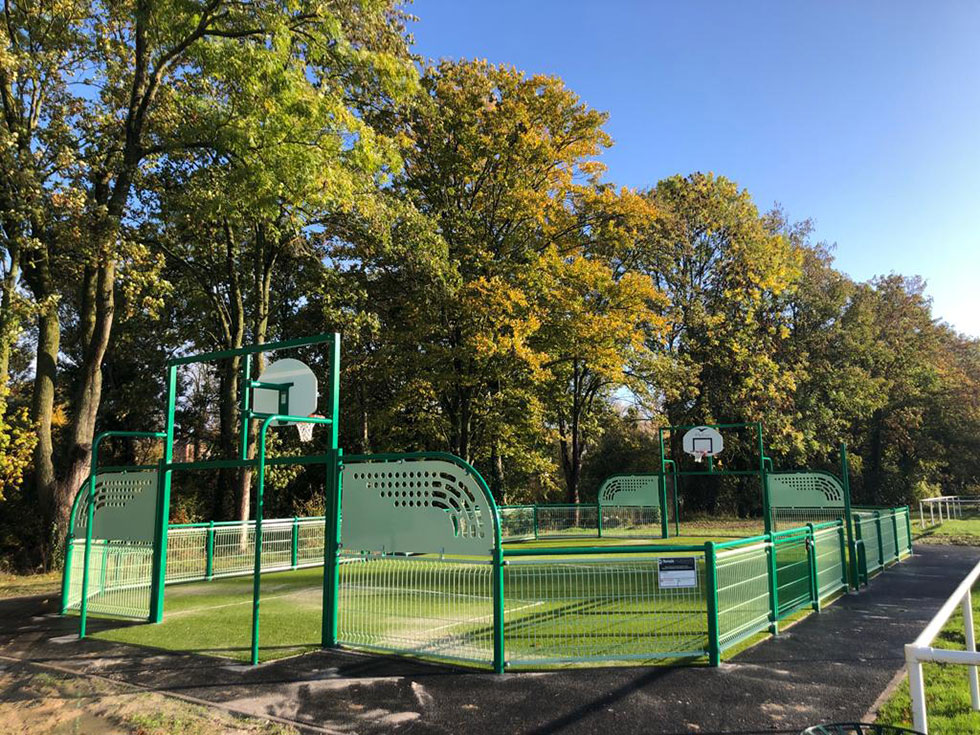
left=89, top=530, right=772, bottom=666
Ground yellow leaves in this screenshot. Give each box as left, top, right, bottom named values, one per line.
left=0, top=403, right=35, bottom=503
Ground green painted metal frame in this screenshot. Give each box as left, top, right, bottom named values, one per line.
left=658, top=421, right=772, bottom=537
left=67, top=333, right=343, bottom=652
left=72, top=430, right=167, bottom=638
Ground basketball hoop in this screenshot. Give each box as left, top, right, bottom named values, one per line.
left=682, top=426, right=724, bottom=464
left=295, top=418, right=318, bottom=443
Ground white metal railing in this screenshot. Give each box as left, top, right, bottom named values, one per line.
left=917, top=495, right=980, bottom=529
left=904, top=558, right=980, bottom=733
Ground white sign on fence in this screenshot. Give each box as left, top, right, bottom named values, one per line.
left=658, top=557, right=698, bottom=588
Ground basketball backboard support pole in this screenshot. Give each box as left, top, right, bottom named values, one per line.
left=148, top=333, right=341, bottom=626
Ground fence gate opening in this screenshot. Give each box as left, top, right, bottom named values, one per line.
left=63, top=470, right=160, bottom=620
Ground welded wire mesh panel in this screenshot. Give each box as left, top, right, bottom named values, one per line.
left=166, top=527, right=208, bottom=582
left=295, top=520, right=325, bottom=566
left=813, top=526, right=846, bottom=601
left=855, top=513, right=882, bottom=574
left=879, top=511, right=898, bottom=565
left=64, top=540, right=87, bottom=610
left=337, top=553, right=494, bottom=666
left=716, top=544, right=770, bottom=650
left=504, top=556, right=707, bottom=665
left=534, top=506, right=600, bottom=538
left=600, top=506, right=662, bottom=537
left=771, top=507, right=844, bottom=531
left=499, top=507, right=536, bottom=541
left=211, top=521, right=294, bottom=577
left=895, top=508, right=911, bottom=556
left=774, top=532, right=811, bottom=618
left=65, top=540, right=153, bottom=618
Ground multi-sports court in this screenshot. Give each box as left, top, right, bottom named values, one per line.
left=61, top=334, right=914, bottom=672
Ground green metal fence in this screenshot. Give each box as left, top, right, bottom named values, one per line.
left=503, top=552, right=709, bottom=666
left=499, top=503, right=662, bottom=542
left=64, top=500, right=913, bottom=670
left=853, top=506, right=912, bottom=583
left=63, top=516, right=327, bottom=616
left=337, top=553, right=496, bottom=666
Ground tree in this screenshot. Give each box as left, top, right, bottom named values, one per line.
left=373, top=59, right=616, bottom=498
left=0, top=0, right=418, bottom=550
left=633, top=173, right=801, bottom=510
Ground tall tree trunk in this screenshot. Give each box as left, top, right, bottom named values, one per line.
left=32, top=302, right=60, bottom=520
left=216, top=355, right=242, bottom=520
left=235, top=229, right=276, bottom=522
left=21, top=246, right=60, bottom=544
left=359, top=381, right=370, bottom=453
left=56, top=258, right=116, bottom=536
left=488, top=442, right=505, bottom=503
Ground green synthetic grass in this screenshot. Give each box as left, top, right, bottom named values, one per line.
left=877, top=582, right=980, bottom=732
left=92, top=568, right=326, bottom=662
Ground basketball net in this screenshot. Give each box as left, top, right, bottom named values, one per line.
left=296, top=415, right=321, bottom=443
left=694, top=450, right=708, bottom=464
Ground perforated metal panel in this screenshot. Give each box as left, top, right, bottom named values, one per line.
left=341, top=459, right=496, bottom=555
left=597, top=474, right=662, bottom=508
left=72, top=471, right=159, bottom=543
left=768, top=472, right=845, bottom=509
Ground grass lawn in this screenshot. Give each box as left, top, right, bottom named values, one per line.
left=915, top=517, right=980, bottom=546
left=0, top=570, right=61, bottom=600
left=877, top=581, right=980, bottom=732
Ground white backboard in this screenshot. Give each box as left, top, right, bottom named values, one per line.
left=682, top=426, right=724, bottom=458
left=252, top=358, right=318, bottom=423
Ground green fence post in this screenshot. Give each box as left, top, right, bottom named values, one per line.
left=78, top=471, right=98, bottom=638
left=874, top=510, right=884, bottom=571
left=533, top=505, right=539, bottom=540
left=806, top=523, right=820, bottom=612
left=766, top=533, right=779, bottom=634
left=291, top=516, right=299, bottom=569
left=205, top=521, right=215, bottom=580
left=597, top=503, right=603, bottom=539
left=905, top=507, right=913, bottom=555
left=250, top=418, right=273, bottom=666
left=60, top=530, right=75, bottom=615
left=890, top=510, right=900, bottom=563
left=150, top=365, right=178, bottom=623
left=493, top=551, right=505, bottom=673
left=321, top=448, right=342, bottom=649
left=705, top=542, right=720, bottom=666
left=852, top=516, right=866, bottom=586
left=840, top=444, right=858, bottom=590
left=837, top=522, right=848, bottom=588
left=321, top=332, right=342, bottom=651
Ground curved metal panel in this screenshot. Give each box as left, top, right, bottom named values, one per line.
left=768, top=471, right=845, bottom=508
left=341, top=457, right=497, bottom=555
left=72, top=471, right=159, bottom=543
left=598, top=474, right=663, bottom=508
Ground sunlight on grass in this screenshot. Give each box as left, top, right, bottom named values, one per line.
left=0, top=570, right=61, bottom=600
left=877, top=586, right=980, bottom=731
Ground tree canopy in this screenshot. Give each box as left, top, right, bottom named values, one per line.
left=1, top=9, right=977, bottom=570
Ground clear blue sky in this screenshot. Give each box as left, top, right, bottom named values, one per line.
left=409, top=1, right=980, bottom=337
